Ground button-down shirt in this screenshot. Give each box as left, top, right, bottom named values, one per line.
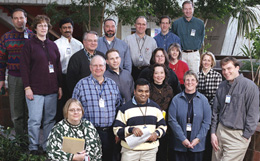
left=55, top=35, right=83, bottom=74
left=72, top=75, right=121, bottom=127
left=154, top=31, right=181, bottom=51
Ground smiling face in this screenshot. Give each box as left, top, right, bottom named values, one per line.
left=134, top=85, right=150, bottom=105
left=90, top=56, right=106, bottom=79
left=67, top=102, right=83, bottom=125
left=104, top=20, right=116, bottom=38
left=106, top=51, right=121, bottom=72
left=221, top=61, right=240, bottom=83
left=60, top=22, right=73, bottom=39
left=83, top=33, right=98, bottom=53
left=153, top=66, right=166, bottom=85
left=184, top=75, right=198, bottom=94
left=160, top=18, right=170, bottom=34
left=169, top=47, right=180, bottom=60
left=35, top=21, right=48, bottom=37
left=12, top=11, right=27, bottom=32
left=202, top=55, right=213, bottom=71
left=183, top=3, right=194, bottom=20
left=135, top=18, right=147, bottom=36
left=154, top=50, right=166, bottom=65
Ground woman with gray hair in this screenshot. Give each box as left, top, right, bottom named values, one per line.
left=168, top=70, right=211, bottom=161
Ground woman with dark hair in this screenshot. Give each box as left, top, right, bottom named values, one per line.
left=47, top=98, right=102, bottom=161
left=20, top=15, right=62, bottom=154
left=138, top=47, right=181, bottom=95
left=149, top=63, right=174, bottom=161
left=168, top=43, right=189, bottom=89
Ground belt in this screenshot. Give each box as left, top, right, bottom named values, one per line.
left=96, top=126, right=111, bottom=131
left=182, top=50, right=198, bottom=53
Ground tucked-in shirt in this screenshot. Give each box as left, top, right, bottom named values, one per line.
left=97, top=37, right=132, bottom=73
left=0, top=28, right=34, bottom=79
left=211, top=74, right=259, bottom=139
left=169, top=60, right=189, bottom=85
left=197, top=68, right=222, bottom=105
left=124, top=33, right=157, bottom=67
left=154, top=32, right=181, bottom=51
left=104, top=67, right=134, bottom=103
left=72, top=75, right=121, bottom=127
left=172, top=17, right=205, bottom=50
left=55, top=35, right=83, bottom=74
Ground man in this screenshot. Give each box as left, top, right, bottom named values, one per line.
left=113, top=78, right=167, bottom=161
left=97, top=18, right=132, bottom=73
left=172, top=1, right=205, bottom=73
left=66, top=31, right=105, bottom=97
left=211, top=57, right=259, bottom=161
left=124, top=16, right=157, bottom=81
left=73, top=55, right=121, bottom=161
left=154, top=15, right=180, bottom=51
left=0, top=8, right=34, bottom=137
left=54, top=18, right=83, bottom=122
left=105, top=49, right=134, bottom=104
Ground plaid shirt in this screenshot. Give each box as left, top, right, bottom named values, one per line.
left=197, top=69, right=222, bottom=105
left=72, top=75, right=121, bottom=127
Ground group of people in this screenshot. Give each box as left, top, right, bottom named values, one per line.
left=0, top=1, right=259, bottom=161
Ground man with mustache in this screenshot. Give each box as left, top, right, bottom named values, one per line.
left=54, top=18, right=83, bottom=122
left=97, top=18, right=132, bottom=73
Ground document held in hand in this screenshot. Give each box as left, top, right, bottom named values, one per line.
left=125, top=127, right=151, bottom=149
left=62, top=137, right=85, bottom=154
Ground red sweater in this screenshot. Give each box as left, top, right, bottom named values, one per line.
left=169, top=60, right=189, bottom=84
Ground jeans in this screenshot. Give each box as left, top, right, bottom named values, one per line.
left=26, top=94, right=57, bottom=151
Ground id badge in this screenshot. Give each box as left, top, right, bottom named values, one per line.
left=49, top=64, right=54, bottom=73
left=66, top=48, right=71, bottom=55
left=139, top=55, right=143, bottom=62
left=99, top=98, right=105, bottom=108
left=24, top=31, right=29, bottom=39
left=225, top=95, right=231, bottom=103
left=191, top=29, right=196, bottom=36
left=186, top=123, right=192, bottom=131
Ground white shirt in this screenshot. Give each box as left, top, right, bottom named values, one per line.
left=55, top=35, right=83, bottom=74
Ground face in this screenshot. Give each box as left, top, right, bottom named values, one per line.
left=12, top=11, right=27, bottom=32
left=60, top=22, right=73, bottom=39
left=83, top=33, right=98, bottom=52
left=35, top=21, right=48, bottom=37
left=90, top=56, right=106, bottom=78
left=104, top=20, right=116, bottom=38
left=202, top=55, right=213, bottom=70
left=154, top=50, right=166, bottom=65
left=134, top=85, right=150, bottom=105
left=169, top=47, right=180, bottom=60
left=67, top=102, right=83, bottom=125
left=221, top=61, right=240, bottom=82
left=153, top=66, right=166, bottom=85
left=160, top=18, right=170, bottom=33
left=184, top=75, right=198, bottom=93
left=106, top=51, right=121, bottom=71
left=135, top=18, right=147, bottom=35
left=183, top=3, right=194, bottom=19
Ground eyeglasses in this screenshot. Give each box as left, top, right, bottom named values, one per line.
left=68, top=109, right=82, bottom=113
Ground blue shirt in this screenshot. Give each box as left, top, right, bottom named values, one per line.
left=154, top=32, right=181, bottom=51
left=97, top=37, right=132, bottom=73
left=72, top=75, right=121, bottom=127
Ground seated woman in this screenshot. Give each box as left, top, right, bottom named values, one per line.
left=168, top=43, right=189, bottom=90
left=168, top=70, right=211, bottom=161
left=47, top=98, right=102, bottom=161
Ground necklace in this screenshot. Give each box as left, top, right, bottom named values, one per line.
left=153, top=85, right=163, bottom=94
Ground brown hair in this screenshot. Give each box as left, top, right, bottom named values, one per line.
left=63, top=98, right=84, bottom=119
left=150, top=48, right=170, bottom=67
left=220, top=57, right=240, bottom=67
left=31, top=15, right=52, bottom=32
left=183, top=70, right=198, bottom=83
left=182, top=1, right=194, bottom=8
left=150, top=63, right=169, bottom=85
left=199, top=51, right=216, bottom=70
left=168, top=43, right=182, bottom=60
left=106, top=48, right=120, bottom=59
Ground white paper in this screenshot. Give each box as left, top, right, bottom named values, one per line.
left=125, top=127, right=151, bottom=149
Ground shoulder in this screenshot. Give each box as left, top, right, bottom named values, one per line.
left=148, top=99, right=161, bottom=109
left=72, top=38, right=83, bottom=45
left=192, top=17, right=204, bottom=25
left=173, top=17, right=183, bottom=24
left=96, top=51, right=105, bottom=58
left=124, top=34, right=135, bottom=41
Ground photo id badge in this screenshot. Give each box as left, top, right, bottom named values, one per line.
left=191, top=29, right=196, bottom=36
left=49, top=64, right=54, bottom=73
left=99, top=98, right=105, bottom=108
left=186, top=123, right=192, bottom=131
left=24, top=31, right=29, bottom=39
left=225, top=95, right=231, bottom=103
left=139, top=55, right=143, bottom=62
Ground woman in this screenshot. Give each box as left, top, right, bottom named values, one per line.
left=47, top=98, right=102, bottom=161
left=20, top=15, right=62, bottom=154
left=197, top=51, right=222, bottom=106
left=149, top=63, right=174, bottom=161
left=138, top=48, right=182, bottom=95
left=168, top=43, right=189, bottom=89
left=168, top=70, right=211, bottom=161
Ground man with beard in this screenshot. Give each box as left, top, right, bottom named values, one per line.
left=54, top=18, right=83, bottom=122
left=97, top=18, right=132, bottom=73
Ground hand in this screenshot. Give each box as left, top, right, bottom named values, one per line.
left=146, top=132, right=158, bottom=142
left=58, top=87, right=62, bottom=100
left=211, top=133, right=219, bottom=151
left=73, top=150, right=86, bottom=161
left=132, top=127, right=143, bottom=137
left=115, top=136, right=120, bottom=144
left=182, top=139, right=191, bottom=148
left=0, top=81, right=5, bottom=89
left=25, top=88, right=34, bottom=100
left=190, top=138, right=200, bottom=149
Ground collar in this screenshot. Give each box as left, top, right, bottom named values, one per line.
left=84, top=49, right=96, bottom=60
left=107, top=67, right=122, bottom=74
left=132, top=96, right=150, bottom=105
left=183, top=16, right=194, bottom=22
left=135, top=33, right=147, bottom=40
left=64, top=119, right=82, bottom=128
left=160, top=31, right=170, bottom=37
left=60, top=35, right=74, bottom=41
left=228, top=74, right=243, bottom=85
left=103, top=36, right=116, bottom=43
left=180, top=90, right=200, bottom=98
left=90, top=74, right=107, bottom=84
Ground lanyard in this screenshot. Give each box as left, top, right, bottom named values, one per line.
left=185, top=93, right=196, bottom=123
left=139, top=106, right=147, bottom=127
left=92, top=79, right=106, bottom=98
left=42, top=42, right=51, bottom=63
left=135, top=34, right=146, bottom=55
left=103, top=37, right=115, bottom=51
left=84, top=49, right=96, bottom=61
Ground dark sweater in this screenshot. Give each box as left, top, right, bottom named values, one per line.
left=20, top=36, right=62, bottom=95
